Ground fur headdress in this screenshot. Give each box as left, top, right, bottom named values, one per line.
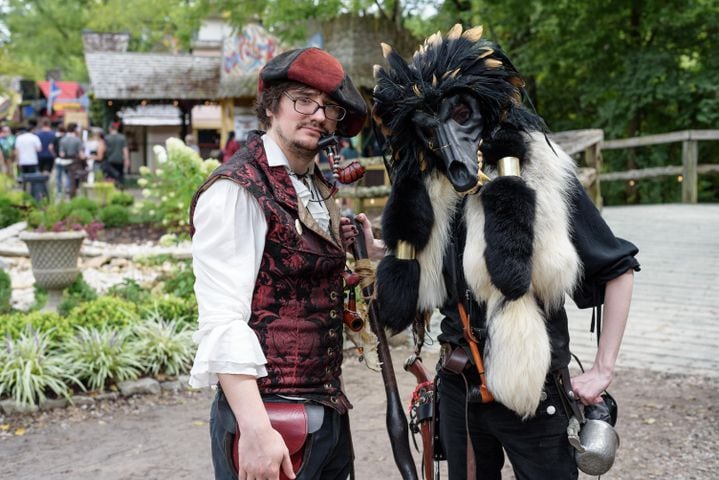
left=373, top=25, right=581, bottom=419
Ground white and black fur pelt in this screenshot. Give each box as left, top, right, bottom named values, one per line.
left=372, top=25, right=582, bottom=419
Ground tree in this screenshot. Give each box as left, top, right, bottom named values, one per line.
left=0, top=0, right=199, bottom=81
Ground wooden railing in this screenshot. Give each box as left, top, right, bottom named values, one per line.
left=336, top=129, right=606, bottom=209
left=601, top=130, right=719, bottom=203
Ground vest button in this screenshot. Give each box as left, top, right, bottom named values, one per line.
left=325, top=383, right=333, bottom=390
left=330, top=291, right=338, bottom=301
left=328, top=329, right=337, bottom=338
left=330, top=310, right=338, bottom=319
left=330, top=396, right=338, bottom=403
left=327, top=347, right=336, bottom=357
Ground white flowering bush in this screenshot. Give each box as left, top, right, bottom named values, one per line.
left=138, top=137, right=219, bottom=237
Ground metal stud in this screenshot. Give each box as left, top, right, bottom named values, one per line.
left=546, top=405, right=556, bottom=415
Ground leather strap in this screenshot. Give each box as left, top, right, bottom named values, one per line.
left=457, top=303, right=493, bottom=403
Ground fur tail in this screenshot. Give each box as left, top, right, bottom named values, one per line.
left=375, top=255, right=420, bottom=334
left=484, top=292, right=550, bottom=419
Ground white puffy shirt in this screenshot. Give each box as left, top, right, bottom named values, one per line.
left=188, top=135, right=331, bottom=388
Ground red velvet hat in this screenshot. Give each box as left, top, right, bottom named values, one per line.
left=259, top=47, right=367, bottom=137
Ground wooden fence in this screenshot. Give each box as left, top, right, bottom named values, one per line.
left=601, top=130, right=719, bottom=203
left=335, top=129, right=719, bottom=210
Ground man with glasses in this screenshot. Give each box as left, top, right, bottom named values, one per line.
left=189, top=48, right=376, bottom=480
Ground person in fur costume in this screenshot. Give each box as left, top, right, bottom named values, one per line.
left=372, top=25, right=639, bottom=479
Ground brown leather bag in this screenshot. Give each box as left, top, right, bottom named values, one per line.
left=232, top=402, right=309, bottom=480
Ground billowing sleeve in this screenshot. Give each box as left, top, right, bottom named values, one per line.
left=188, top=179, right=269, bottom=388
left=569, top=179, right=640, bottom=308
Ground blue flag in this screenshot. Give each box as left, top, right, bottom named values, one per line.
left=47, top=79, right=61, bottom=115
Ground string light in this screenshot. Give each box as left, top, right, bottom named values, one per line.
left=628, top=180, right=636, bottom=187
left=107, top=101, right=113, bottom=106
left=677, top=175, right=683, bottom=183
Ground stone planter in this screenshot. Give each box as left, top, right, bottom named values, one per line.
left=19, top=230, right=86, bottom=290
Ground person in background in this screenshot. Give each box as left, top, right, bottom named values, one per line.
left=84, top=127, right=106, bottom=183
left=53, top=125, right=70, bottom=197
left=35, top=118, right=56, bottom=175
left=103, top=122, right=129, bottom=187
left=14, top=121, right=41, bottom=175
left=221, top=130, right=240, bottom=163
left=58, top=122, right=85, bottom=198
left=0, top=126, right=16, bottom=178
left=338, top=137, right=358, bottom=161
left=188, top=47, right=371, bottom=480
left=185, top=133, right=201, bottom=154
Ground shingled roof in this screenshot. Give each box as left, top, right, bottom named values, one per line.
left=85, top=52, right=223, bottom=100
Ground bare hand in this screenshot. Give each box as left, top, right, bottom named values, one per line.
left=353, top=213, right=386, bottom=260
left=236, top=425, right=295, bottom=480
left=570, top=367, right=612, bottom=406
left=339, top=216, right=359, bottom=252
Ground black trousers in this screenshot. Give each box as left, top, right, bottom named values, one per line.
left=210, top=389, right=352, bottom=480
left=437, top=370, right=578, bottom=480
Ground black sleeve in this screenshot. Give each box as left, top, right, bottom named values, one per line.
left=569, top=178, right=640, bottom=308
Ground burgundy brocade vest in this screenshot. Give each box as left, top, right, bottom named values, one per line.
left=190, top=132, right=350, bottom=413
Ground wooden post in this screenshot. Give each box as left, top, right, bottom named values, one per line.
left=682, top=140, right=698, bottom=203
left=220, top=98, right=235, bottom=150
left=584, top=143, right=603, bottom=209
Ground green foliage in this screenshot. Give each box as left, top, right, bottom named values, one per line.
left=30, top=285, right=48, bottom=312
left=0, top=329, right=83, bottom=406
left=142, top=296, right=197, bottom=329
left=66, top=297, right=139, bottom=331
left=0, top=269, right=12, bottom=314
left=138, top=138, right=219, bottom=237
left=110, top=191, right=136, bottom=207
left=98, top=204, right=131, bottom=228
left=60, top=197, right=101, bottom=217
left=0, top=311, right=72, bottom=343
left=0, top=196, right=22, bottom=228
left=161, top=259, right=196, bottom=299
left=61, top=327, right=142, bottom=391
left=107, top=279, right=152, bottom=305
left=132, top=317, right=195, bottom=376
left=57, top=275, right=98, bottom=317
left=1, top=0, right=197, bottom=81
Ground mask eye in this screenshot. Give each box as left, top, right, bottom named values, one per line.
left=452, top=104, right=471, bottom=124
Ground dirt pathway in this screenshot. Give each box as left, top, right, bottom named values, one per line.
left=1, top=346, right=717, bottom=479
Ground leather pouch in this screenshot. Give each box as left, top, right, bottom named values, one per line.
left=232, top=402, right=309, bottom=480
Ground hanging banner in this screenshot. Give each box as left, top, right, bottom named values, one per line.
left=221, top=24, right=280, bottom=79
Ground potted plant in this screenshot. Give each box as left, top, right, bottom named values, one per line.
left=20, top=198, right=104, bottom=291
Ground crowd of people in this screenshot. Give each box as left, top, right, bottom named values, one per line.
left=0, top=119, right=129, bottom=198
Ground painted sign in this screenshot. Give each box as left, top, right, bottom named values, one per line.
left=222, top=24, right=280, bottom=78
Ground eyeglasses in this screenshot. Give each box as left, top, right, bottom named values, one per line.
left=283, top=92, right=347, bottom=121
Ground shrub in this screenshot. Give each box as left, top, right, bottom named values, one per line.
left=0, top=196, right=21, bottom=228
left=98, top=204, right=131, bottom=228
left=0, top=328, right=82, bottom=406
left=132, top=317, right=195, bottom=376
left=66, top=297, right=139, bottom=331
left=142, top=296, right=197, bottom=329
left=57, top=275, right=98, bottom=317
left=107, top=279, right=151, bottom=305
left=0, top=311, right=72, bottom=343
left=109, top=191, right=135, bottom=207
left=162, top=260, right=196, bottom=299
left=61, top=327, right=141, bottom=391
left=60, top=196, right=100, bottom=217
left=0, top=268, right=12, bottom=313
left=137, top=138, right=219, bottom=237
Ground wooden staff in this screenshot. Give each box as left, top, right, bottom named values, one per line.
left=351, top=217, right=419, bottom=480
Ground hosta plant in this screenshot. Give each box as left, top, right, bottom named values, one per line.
left=0, top=329, right=82, bottom=406
left=62, top=327, right=142, bottom=391
left=132, top=314, right=195, bottom=377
